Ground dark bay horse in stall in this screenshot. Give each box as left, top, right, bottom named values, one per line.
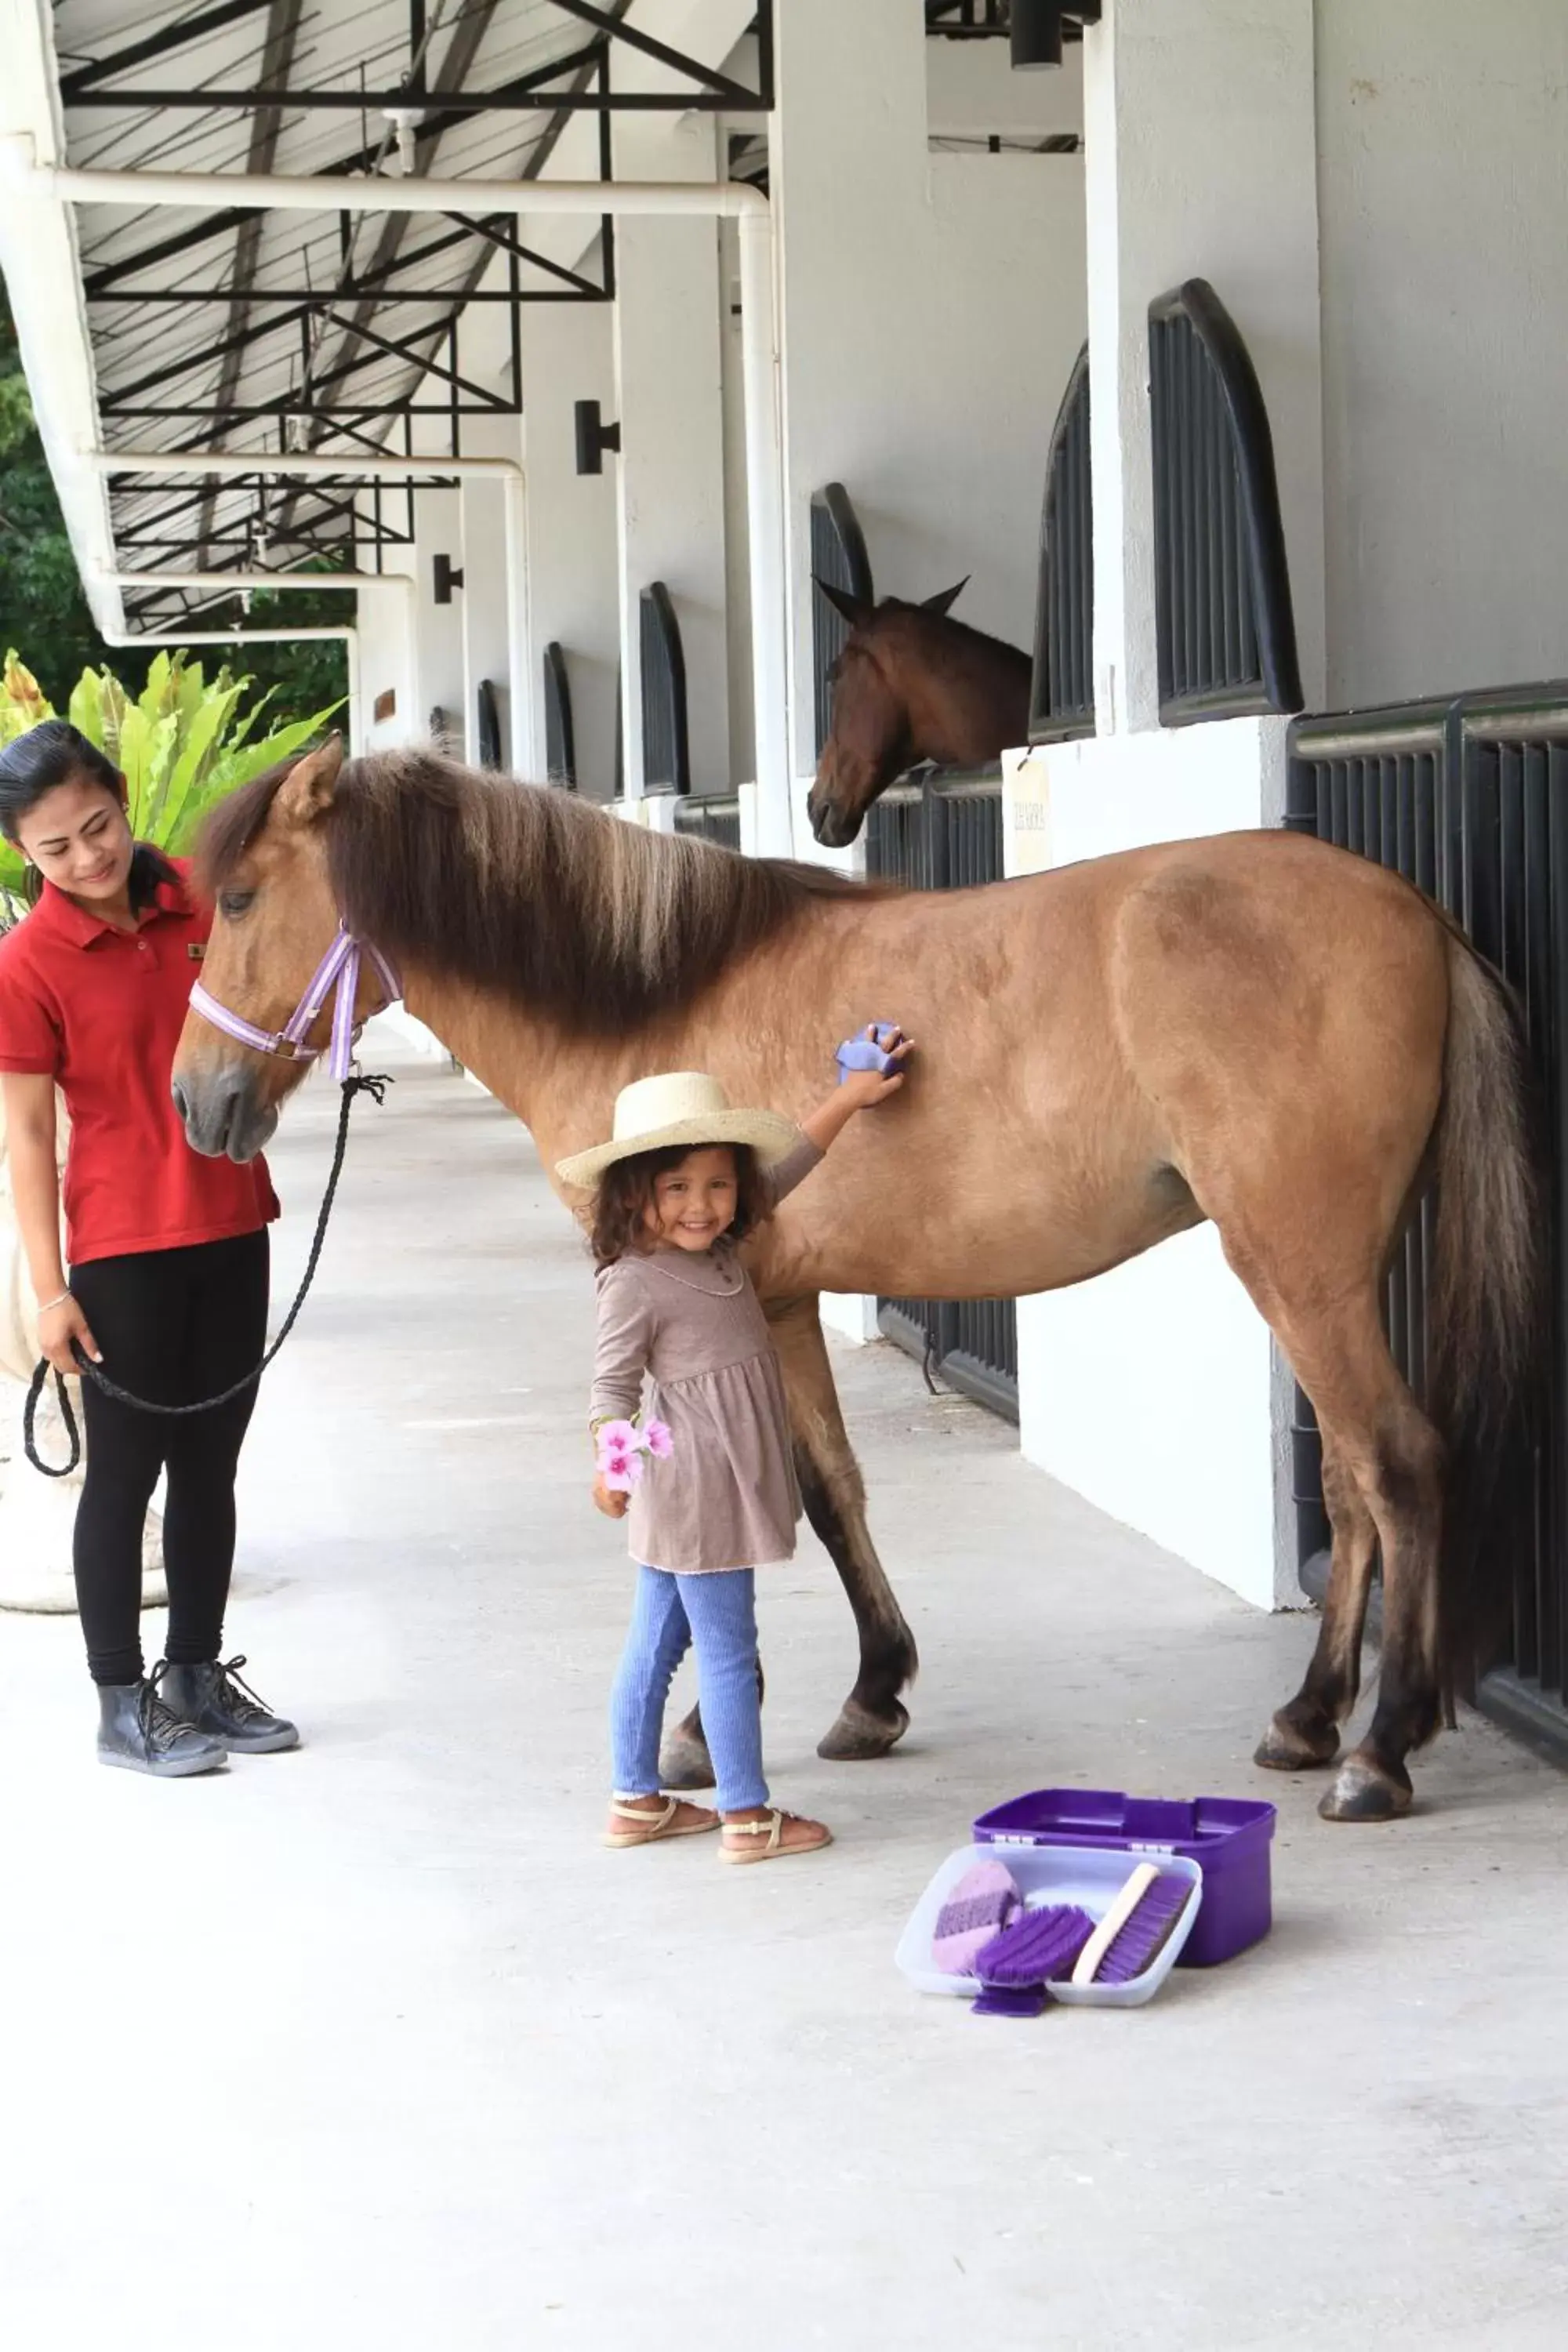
left=807, top=580, right=1030, bottom=848
left=172, top=740, right=1540, bottom=1822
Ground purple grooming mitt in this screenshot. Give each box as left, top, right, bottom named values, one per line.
left=974, top=1902, right=1097, bottom=1989
left=931, top=1860, right=1022, bottom=1974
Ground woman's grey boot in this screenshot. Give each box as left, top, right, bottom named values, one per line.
left=96, top=1675, right=229, bottom=1777
left=159, top=1656, right=300, bottom=1754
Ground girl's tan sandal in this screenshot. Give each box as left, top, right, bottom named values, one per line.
left=603, top=1794, right=718, bottom=1848
left=719, top=1809, right=833, bottom=1864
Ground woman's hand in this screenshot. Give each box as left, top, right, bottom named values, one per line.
left=36, top=1294, right=103, bottom=1377
left=837, top=1022, right=913, bottom=1110
left=593, top=1472, right=630, bottom=1519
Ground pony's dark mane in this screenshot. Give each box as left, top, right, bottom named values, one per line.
left=200, top=749, right=877, bottom=1036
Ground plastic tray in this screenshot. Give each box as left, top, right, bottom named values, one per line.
left=973, top=1788, right=1275, bottom=1968
left=896, top=1842, right=1203, bottom=2009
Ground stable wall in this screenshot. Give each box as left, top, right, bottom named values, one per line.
left=1005, top=720, right=1297, bottom=1613
left=1316, top=0, right=1568, bottom=706
left=517, top=300, right=621, bottom=800
left=771, top=0, right=1087, bottom=793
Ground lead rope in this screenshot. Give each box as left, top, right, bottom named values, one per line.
left=21, top=1071, right=391, bottom=1479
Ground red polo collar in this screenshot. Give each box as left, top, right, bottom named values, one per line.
left=31, top=869, right=193, bottom=949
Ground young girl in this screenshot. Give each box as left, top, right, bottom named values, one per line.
left=0, top=720, right=296, bottom=1777
left=557, top=1030, right=910, bottom=1864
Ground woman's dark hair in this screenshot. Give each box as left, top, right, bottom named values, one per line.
left=590, top=1141, right=766, bottom=1271
left=0, top=719, right=173, bottom=910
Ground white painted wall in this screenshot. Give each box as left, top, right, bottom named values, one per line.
left=517, top=299, right=622, bottom=799
left=408, top=485, right=466, bottom=757
left=1085, top=0, right=1326, bottom=731
left=772, top=0, right=1087, bottom=793
left=611, top=107, right=731, bottom=800
left=926, top=23, right=1084, bottom=140
left=351, top=570, right=417, bottom=755
left=1004, top=721, right=1297, bottom=1611
left=1316, top=0, right=1568, bottom=706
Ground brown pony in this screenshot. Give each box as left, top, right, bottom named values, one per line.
left=808, top=581, right=1031, bottom=848
left=172, top=739, right=1541, bottom=1823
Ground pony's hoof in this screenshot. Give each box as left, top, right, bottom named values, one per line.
left=1254, top=1710, right=1341, bottom=1771
left=658, top=1733, right=716, bottom=1791
left=1318, top=1757, right=1413, bottom=1823
left=817, top=1697, right=909, bottom=1762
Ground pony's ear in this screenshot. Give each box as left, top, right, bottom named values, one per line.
left=275, top=733, right=343, bottom=828
left=814, top=576, right=873, bottom=630
left=920, top=576, right=970, bottom=619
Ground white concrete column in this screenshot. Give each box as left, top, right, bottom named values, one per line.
left=612, top=108, right=730, bottom=804
left=1007, top=1, right=1326, bottom=1610
left=1084, top=0, right=1326, bottom=734
left=772, top=2, right=1085, bottom=838
left=351, top=562, right=418, bottom=753
left=456, top=413, right=528, bottom=775
left=517, top=299, right=621, bottom=798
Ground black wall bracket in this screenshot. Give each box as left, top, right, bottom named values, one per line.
left=575, top=397, right=622, bottom=475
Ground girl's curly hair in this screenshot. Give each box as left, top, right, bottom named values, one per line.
left=590, top=1142, right=767, bottom=1271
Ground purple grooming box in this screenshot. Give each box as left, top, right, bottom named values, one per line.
left=972, top=1788, right=1276, bottom=1969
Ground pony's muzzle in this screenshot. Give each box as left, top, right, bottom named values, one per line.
left=172, top=1069, right=278, bottom=1165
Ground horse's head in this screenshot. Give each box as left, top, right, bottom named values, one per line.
left=806, top=579, right=969, bottom=848
left=172, top=735, right=365, bottom=1163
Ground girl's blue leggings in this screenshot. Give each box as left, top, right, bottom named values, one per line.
left=609, top=1564, right=768, bottom=1813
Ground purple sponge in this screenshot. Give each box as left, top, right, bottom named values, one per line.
left=931, top=1861, right=1022, bottom=1973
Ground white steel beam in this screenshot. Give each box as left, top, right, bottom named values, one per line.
left=0, top=138, right=792, bottom=849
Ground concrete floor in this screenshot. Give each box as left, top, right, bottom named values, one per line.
left=2, top=1030, right=1566, bottom=2351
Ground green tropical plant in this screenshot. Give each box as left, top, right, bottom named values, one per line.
left=0, top=648, right=340, bottom=911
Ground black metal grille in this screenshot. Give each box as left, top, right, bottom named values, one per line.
left=1029, top=340, right=1094, bottom=742
left=1149, top=278, right=1302, bottom=727
left=1287, top=684, right=1568, bottom=1756
left=673, top=796, right=742, bottom=852
left=866, top=771, right=1018, bottom=1421
left=811, top=485, right=875, bottom=760
left=639, top=583, right=690, bottom=794
left=543, top=642, right=575, bottom=789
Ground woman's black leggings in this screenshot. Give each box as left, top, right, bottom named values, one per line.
left=69, top=1232, right=270, bottom=1686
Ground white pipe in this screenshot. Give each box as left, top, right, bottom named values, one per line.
left=104, top=628, right=352, bottom=643
left=2, top=138, right=791, bottom=853
left=0, top=151, right=768, bottom=224
left=89, top=449, right=520, bottom=485
left=103, top=626, right=361, bottom=752
left=104, top=568, right=386, bottom=592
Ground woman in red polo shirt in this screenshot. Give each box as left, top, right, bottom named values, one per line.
left=0, top=720, right=298, bottom=1777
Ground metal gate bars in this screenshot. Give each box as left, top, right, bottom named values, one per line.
left=1287, top=683, right=1568, bottom=1755
left=866, top=770, right=1019, bottom=1421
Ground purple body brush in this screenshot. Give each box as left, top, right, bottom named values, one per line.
left=973, top=1903, right=1097, bottom=1989
left=1072, top=1864, right=1191, bottom=1987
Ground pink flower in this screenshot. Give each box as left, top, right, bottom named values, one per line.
left=643, top=1420, right=673, bottom=1461
left=597, top=1419, right=639, bottom=1461
left=602, top=1449, right=644, bottom=1494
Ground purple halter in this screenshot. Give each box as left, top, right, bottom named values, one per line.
left=190, top=922, right=401, bottom=1084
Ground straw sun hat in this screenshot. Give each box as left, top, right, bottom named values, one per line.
left=554, top=1072, right=800, bottom=1192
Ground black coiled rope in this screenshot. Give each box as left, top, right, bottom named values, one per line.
left=22, top=1072, right=390, bottom=1479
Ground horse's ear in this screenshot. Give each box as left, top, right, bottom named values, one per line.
left=275, top=732, right=344, bottom=828
left=920, top=577, right=970, bottom=619
left=814, top=576, right=872, bottom=631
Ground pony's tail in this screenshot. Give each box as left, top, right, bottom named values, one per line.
left=1426, top=931, right=1544, bottom=1715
